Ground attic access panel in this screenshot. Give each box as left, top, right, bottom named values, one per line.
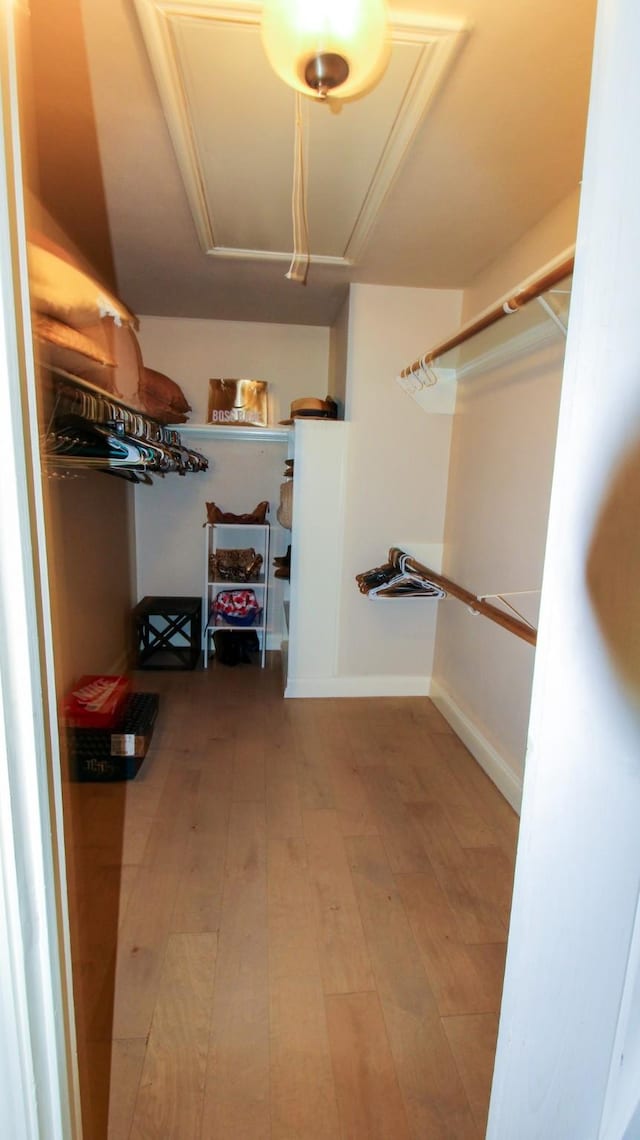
left=134, top=0, right=465, bottom=266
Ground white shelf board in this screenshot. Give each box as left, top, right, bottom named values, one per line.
left=205, top=620, right=266, bottom=632
left=174, top=423, right=289, bottom=442
left=208, top=578, right=266, bottom=588
left=206, top=522, right=269, bottom=530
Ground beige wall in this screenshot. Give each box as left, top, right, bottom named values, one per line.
left=328, top=294, right=349, bottom=415
left=45, top=473, right=136, bottom=696
left=462, top=187, right=580, bottom=320
left=432, top=194, right=580, bottom=804
left=337, top=283, right=462, bottom=688
left=134, top=316, right=330, bottom=625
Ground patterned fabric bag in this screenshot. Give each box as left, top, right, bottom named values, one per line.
left=213, top=589, right=261, bottom=627
left=209, top=548, right=263, bottom=582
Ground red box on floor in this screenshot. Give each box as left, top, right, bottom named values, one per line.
left=62, top=675, right=130, bottom=729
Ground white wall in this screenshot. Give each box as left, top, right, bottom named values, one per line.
left=134, top=316, right=330, bottom=635
left=336, top=283, right=462, bottom=692
left=286, top=421, right=349, bottom=696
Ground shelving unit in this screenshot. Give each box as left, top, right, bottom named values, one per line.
left=203, top=522, right=270, bottom=668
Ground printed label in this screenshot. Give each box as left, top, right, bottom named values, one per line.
left=111, top=734, right=136, bottom=756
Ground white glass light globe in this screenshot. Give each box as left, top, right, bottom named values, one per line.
left=261, top=0, right=389, bottom=100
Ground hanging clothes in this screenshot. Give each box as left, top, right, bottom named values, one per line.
left=356, top=548, right=446, bottom=599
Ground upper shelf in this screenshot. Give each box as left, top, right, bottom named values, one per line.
left=173, top=423, right=290, bottom=442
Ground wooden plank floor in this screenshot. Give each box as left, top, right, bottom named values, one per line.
left=65, top=657, right=518, bottom=1140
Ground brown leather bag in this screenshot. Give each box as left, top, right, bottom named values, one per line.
left=209, top=549, right=263, bottom=582
left=205, top=500, right=269, bottom=525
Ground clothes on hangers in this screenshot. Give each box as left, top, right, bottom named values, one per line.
left=356, top=549, right=447, bottom=599
left=43, top=371, right=208, bottom=478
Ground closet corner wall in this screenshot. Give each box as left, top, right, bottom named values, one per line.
left=429, top=197, right=580, bottom=808
left=44, top=471, right=135, bottom=697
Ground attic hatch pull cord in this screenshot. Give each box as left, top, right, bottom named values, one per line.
left=285, top=92, right=310, bottom=285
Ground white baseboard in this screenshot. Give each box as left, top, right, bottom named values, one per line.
left=285, top=674, right=431, bottom=699
left=429, top=680, right=523, bottom=813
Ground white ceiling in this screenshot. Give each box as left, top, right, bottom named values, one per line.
left=76, top=0, right=596, bottom=326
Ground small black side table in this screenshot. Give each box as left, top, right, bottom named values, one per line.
left=133, top=596, right=202, bottom=670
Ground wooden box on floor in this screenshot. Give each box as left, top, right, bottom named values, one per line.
left=133, top=595, right=202, bottom=670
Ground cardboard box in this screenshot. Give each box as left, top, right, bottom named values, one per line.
left=62, top=674, right=130, bottom=729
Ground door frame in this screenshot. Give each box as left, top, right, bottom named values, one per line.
left=488, top=0, right=640, bottom=1135
left=0, top=3, right=80, bottom=1137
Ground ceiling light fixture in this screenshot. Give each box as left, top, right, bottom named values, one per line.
left=261, top=0, right=390, bottom=286
left=261, top=0, right=390, bottom=101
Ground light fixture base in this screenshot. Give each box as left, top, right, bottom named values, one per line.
left=303, top=53, right=350, bottom=98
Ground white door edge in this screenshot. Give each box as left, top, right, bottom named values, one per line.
left=0, top=5, right=80, bottom=1138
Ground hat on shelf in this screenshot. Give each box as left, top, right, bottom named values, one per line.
left=280, top=396, right=338, bottom=425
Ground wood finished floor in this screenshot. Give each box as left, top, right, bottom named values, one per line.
left=65, top=657, right=518, bottom=1140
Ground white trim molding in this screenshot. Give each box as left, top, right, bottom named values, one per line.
left=133, top=0, right=466, bottom=265
left=430, top=680, right=523, bottom=812
left=285, top=674, right=431, bottom=699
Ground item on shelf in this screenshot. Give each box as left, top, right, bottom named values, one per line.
left=137, top=366, right=191, bottom=424
left=98, top=320, right=143, bottom=406
left=34, top=314, right=122, bottom=394
left=133, top=397, right=188, bottom=425
left=62, top=674, right=131, bottom=729
left=207, top=378, right=268, bottom=427
left=210, top=547, right=263, bottom=582
left=205, top=500, right=269, bottom=525
left=212, top=630, right=260, bottom=666
left=33, top=312, right=117, bottom=365
left=279, top=395, right=338, bottom=425
left=277, top=480, right=293, bottom=529
left=27, top=232, right=138, bottom=330
left=273, top=545, right=291, bottom=568
left=213, top=588, right=262, bottom=627
left=273, top=544, right=291, bottom=580
left=284, top=458, right=294, bottom=475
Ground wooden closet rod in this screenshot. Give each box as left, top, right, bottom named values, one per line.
left=401, top=554, right=537, bottom=646
left=400, top=252, right=574, bottom=378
